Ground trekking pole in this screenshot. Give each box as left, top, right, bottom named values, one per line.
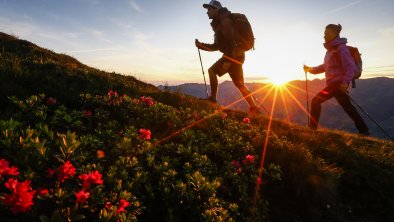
left=348, top=94, right=394, bottom=140
left=196, top=41, right=209, bottom=98
left=252, top=95, right=271, bottom=116
left=304, top=66, right=310, bottom=126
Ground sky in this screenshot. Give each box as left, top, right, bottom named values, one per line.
left=1, top=0, right=394, bottom=85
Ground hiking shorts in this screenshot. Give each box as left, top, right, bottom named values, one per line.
left=209, top=55, right=245, bottom=86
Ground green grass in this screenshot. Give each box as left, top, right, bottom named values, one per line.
left=0, top=32, right=393, bottom=222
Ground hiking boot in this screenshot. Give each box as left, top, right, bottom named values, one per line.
left=199, top=96, right=217, bottom=104
left=249, top=106, right=261, bottom=115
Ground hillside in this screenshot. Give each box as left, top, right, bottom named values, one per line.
left=0, top=32, right=208, bottom=115
left=159, top=79, right=394, bottom=139
left=0, top=32, right=393, bottom=222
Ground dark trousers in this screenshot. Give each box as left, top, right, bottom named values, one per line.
left=309, top=84, right=369, bottom=133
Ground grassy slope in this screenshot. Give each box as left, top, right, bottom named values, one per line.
left=1, top=32, right=393, bottom=221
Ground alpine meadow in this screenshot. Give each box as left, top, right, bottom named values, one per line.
left=1, top=32, right=394, bottom=222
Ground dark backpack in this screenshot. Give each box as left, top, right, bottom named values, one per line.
left=230, top=13, right=255, bottom=51
left=336, top=45, right=363, bottom=88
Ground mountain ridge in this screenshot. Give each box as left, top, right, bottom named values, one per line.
left=159, top=78, right=394, bottom=139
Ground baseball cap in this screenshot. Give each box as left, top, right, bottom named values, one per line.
left=203, top=0, right=222, bottom=9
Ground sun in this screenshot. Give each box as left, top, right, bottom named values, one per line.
left=268, top=75, right=289, bottom=87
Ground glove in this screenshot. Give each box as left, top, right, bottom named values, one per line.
left=339, top=83, right=348, bottom=93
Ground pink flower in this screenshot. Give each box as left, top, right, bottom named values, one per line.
left=242, top=155, right=255, bottom=165
left=231, top=160, right=240, bottom=168
left=221, top=113, right=228, bottom=119
left=242, top=117, right=250, bottom=124
left=236, top=168, right=242, bottom=175
left=75, top=190, right=89, bottom=204
left=140, top=96, right=154, bottom=107
left=139, top=129, right=151, bottom=140
left=46, top=97, right=57, bottom=105
left=56, top=161, right=76, bottom=183
left=82, top=110, right=92, bottom=117
left=117, top=199, right=130, bottom=213
left=107, top=90, right=119, bottom=98
left=3, top=178, right=36, bottom=214
left=0, top=159, right=19, bottom=178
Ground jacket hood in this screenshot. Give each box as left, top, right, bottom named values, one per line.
left=324, top=37, right=348, bottom=50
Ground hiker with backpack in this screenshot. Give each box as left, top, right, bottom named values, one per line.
left=303, top=24, right=369, bottom=135
left=195, top=0, right=261, bottom=114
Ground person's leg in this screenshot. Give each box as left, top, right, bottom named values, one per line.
left=208, top=67, right=218, bottom=102
left=310, top=86, right=335, bottom=130
left=206, top=58, right=228, bottom=102
left=228, top=61, right=259, bottom=112
left=334, top=91, right=369, bottom=133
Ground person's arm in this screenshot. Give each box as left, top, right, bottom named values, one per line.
left=310, top=64, right=325, bottom=74
left=304, top=64, right=325, bottom=74
left=195, top=39, right=218, bottom=51
left=337, top=45, right=356, bottom=85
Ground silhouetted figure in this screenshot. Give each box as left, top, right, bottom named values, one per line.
left=304, top=24, right=369, bottom=135
left=195, top=0, right=260, bottom=114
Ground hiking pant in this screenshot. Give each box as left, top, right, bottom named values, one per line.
left=208, top=54, right=257, bottom=108
left=309, top=83, right=369, bottom=133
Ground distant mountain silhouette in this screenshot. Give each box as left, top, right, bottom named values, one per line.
left=159, top=78, right=394, bottom=139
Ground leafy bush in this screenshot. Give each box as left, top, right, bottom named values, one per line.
left=0, top=92, right=277, bottom=221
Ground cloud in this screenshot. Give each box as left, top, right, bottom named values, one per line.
left=129, top=0, right=144, bottom=13
left=323, top=1, right=363, bottom=16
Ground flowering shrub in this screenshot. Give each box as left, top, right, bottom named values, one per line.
left=1, top=91, right=343, bottom=221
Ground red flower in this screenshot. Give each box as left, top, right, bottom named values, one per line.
left=37, top=188, right=49, bottom=197
left=242, top=117, right=251, bottom=124
left=56, top=161, right=76, bottom=183
left=140, top=96, right=154, bottom=107
left=82, top=110, right=92, bottom=117
left=3, top=178, right=36, bottom=214
left=242, top=155, right=255, bottom=165
left=79, top=170, right=104, bottom=190
left=46, top=97, right=57, bottom=105
left=75, top=190, right=89, bottom=204
left=105, top=202, right=113, bottom=209
left=97, top=149, right=105, bottom=159
left=79, top=174, right=90, bottom=190
left=256, top=177, right=263, bottom=185
left=46, top=168, right=55, bottom=177
left=0, top=159, right=19, bottom=178
left=89, top=171, right=104, bottom=185
left=117, top=199, right=130, bottom=213
left=139, top=129, right=151, bottom=140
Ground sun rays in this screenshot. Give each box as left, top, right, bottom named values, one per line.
left=153, top=79, right=325, bottom=211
